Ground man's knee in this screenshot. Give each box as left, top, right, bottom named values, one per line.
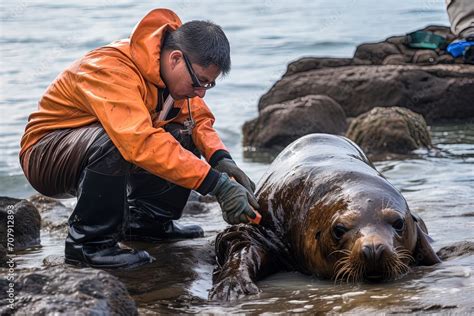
left=20, top=124, right=130, bottom=198
left=85, top=131, right=131, bottom=176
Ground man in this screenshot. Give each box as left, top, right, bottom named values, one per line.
left=445, top=0, right=474, bottom=63
left=19, top=9, right=259, bottom=269
left=446, top=0, right=474, bottom=39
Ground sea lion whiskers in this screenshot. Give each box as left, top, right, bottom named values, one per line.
left=333, top=243, right=414, bottom=282
left=333, top=251, right=369, bottom=284
left=331, top=249, right=352, bottom=281
left=379, top=247, right=412, bottom=280
left=334, top=264, right=351, bottom=284
left=333, top=250, right=361, bottom=284
left=394, top=246, right=415, bottom=263
left=333, top=258, right=350, bottom=284
left=385, top=247, right=413, bottom=280
left=357, top=262, right=365, bottom=283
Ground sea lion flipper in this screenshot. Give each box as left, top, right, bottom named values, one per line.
left=209, top=224, right=283, bottom=301
left=414, top=222, right=442, bottom=265
left=209, top=270, right=260, bottom=301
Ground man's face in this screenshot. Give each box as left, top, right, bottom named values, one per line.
left=163, top=50, right=221, bottom=100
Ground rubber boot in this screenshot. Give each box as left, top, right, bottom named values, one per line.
left=127, top=218, right=204, bottom=242
left=125, top=123, right=204, bottom=242
left=125, top=171, right=204, bottom=242
left=464, top=45, right=474, bottom=64
left=65, top=168, right=154, bottom=269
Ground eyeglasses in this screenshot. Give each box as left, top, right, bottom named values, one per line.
left=182, top=53, right=216, bottom=90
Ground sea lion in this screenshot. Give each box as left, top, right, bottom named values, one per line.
left=209, top=134, right=440, bottom=300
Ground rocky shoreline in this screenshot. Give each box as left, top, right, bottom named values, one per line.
left=1, top=193, right=473, bottom=314
left=244, top=25, right=474, bottom=160
left=2, top=25, right=474, bottom=313
left=0, top=192, right=219, bottom=314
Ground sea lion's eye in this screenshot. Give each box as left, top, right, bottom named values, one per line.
left=332, top=224, right=348, bottom=240
left=315, top=231, right=321, bottom=240
left=392, top=218, right=405, bottom=233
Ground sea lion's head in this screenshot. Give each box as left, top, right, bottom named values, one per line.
left=300, top=178, right=441, bottom=282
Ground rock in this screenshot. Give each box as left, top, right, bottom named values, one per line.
left=256, top=25, right=473, bottom=123
left=354, top=25, right=458, bottom=66
left=0, top=266, right=138, bottom=315
left=0, top=245, right=7, bottom=268
left=246, top=26, right=471, bottom=162
left=182, top=200, right=213, bottom=216
left=283, top=57, right=353, bottom=77
left=43, top=255, right=65, bottom=268
left=187, top=191, right=217, bottom=204
left=382, top=54, right=408, bottom=65
left=0, top=197, right=41, bottom=252
left=280, top=43, right=454, bottom=75
left=436, top=241, right=474, bottom=261
left=183, top=200, right=216, bottom=216
left=354, top=41, right=401, bottom=64
left=243, top=95, right=347, bottom=151
left=346, top=107, right=432, bottom=158
left=257, top=64, right=474, bottom=122
left=182, top=191, right=217, bottom=216
left=28, top=194, right=71, bottom=235
left=411, top=49, right=439, bottom=64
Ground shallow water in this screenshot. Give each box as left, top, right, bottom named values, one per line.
left=1, top=0, right=473, bottom=314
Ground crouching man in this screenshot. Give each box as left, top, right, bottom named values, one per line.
left=19, top=9, right=259, bottom=269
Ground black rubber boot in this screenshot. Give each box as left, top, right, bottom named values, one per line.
left=127, top=218, right=204, bottom=242
left=125, top=170, right=204, bottom=242
left=124, top=123, right=204, bottom=242
left=65, top=168, right=154, bottom=269
left=464, top=45, right=474, bottom=64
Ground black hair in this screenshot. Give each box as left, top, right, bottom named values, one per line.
left=163, top=20, right=231, bottom=75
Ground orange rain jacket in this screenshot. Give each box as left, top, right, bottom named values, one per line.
left=20, top=9, right=230, bottom=194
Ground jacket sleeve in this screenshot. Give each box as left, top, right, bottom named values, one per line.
left=187, top=97, right=233, bottom=166
left=73, top=61, right=219, bottom=194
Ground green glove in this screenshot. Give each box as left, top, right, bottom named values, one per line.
left=211, top=173, right=260, bottom=224
left=214, top=158, right=256, bottom=193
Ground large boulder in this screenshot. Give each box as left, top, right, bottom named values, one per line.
left=0, top=266, right=138, bottom=315
left=28, top=194, right=71, bottom=236
left=0, top=197, right=41, bottom=254
left=281, top=26, right=458, bottom=79
left=436, top=241, right=474, bottom=261
left=353, top=25, right=458, bottom=66
left=243, top=95, right=347, bottom=151
left=283, top=57, right=353, bottom=77
left=0, top=245, right=6, bottom=268
left=346, top=107, right=432, bottom=158
left=182, top=191, right=217, bottom=216
left=258, top=64, right=474, bottom=122
left=257, top=25, right=473, bottom=123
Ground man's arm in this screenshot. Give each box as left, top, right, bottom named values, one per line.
left=185, top=97, right=256, bottom=193
left=74, top=58, right=218, bottom=194
left=185, top=97, right=232, bottom=165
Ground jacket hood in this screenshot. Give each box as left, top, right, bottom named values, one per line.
left=130, top=8, right=182, bottom=87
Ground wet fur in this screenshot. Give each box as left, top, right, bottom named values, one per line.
left=209, top=134, right=440, bottom=300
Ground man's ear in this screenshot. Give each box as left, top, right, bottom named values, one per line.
left=168, top=50, right=182, bottom=70
left=412, top=214, right=441, bottom=266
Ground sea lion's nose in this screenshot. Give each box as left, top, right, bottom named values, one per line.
left=362, top=243, right=385, bottom=262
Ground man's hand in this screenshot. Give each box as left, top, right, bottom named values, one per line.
left=214, top=158, right=256, bottom=194
left=211, top=173, right=260, bottom=224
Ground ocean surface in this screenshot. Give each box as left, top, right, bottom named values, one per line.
left=1, top=0, right=473, bottom=314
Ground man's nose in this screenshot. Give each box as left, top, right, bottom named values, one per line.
left=194, top=89, right=206, bottom=98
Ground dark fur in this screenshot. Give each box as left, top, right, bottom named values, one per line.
left=209, top=134, right=440, bottom=301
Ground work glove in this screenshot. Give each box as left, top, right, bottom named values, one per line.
left=211, top=173, right=260, bottom=224
left=214, top=158, right=256, bottom=194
